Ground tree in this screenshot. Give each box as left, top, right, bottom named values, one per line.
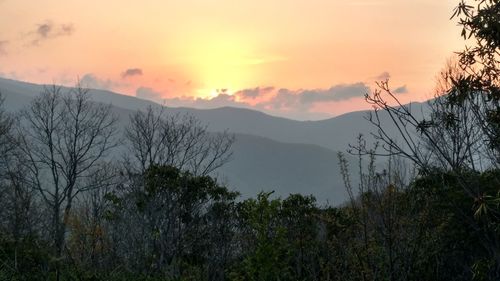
left=355, top=1, right=500, bottom=276
left=363, top=60, right=490, bottom=173
left=0, top=93, right=17, bottom=235
left=66, top=163, right=119, bottom=272
left=0, top=94, right=14, bottom=161
left=451, top=0, right=500, bottom=160
left=0, top=93, right=43, bottom=276
left=105, top=164, right=238, bottom=280
left=339, top=147, right=440, bottom=281
left=281, top=194, right=320, bottom=279
left=230, top=192, right=291, bottom=281
left=362, top=69, right=500, bottom=279
left=125, top=106, right=234, bottom=176
left=452, top=0, right=499, bottom=101
left=17, top=83, right=118, bottom=258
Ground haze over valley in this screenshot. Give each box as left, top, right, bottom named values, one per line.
left=1, top=1, right=498, bottom=280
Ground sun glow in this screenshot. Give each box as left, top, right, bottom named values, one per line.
left=178, top=35, right=262, bottom=97
left=0, top=0, right=464, bottom=118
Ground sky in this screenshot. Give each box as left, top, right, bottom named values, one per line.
left=0, top=0, right=465, bottom=120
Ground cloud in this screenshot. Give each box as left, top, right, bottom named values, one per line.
left=136, top=87, right=163, bottom=100
left=234, top=86, right=274, bottom=100
left=262, top=89, right=296, bottom=109
left=393, top=85, right=408, bottom=94
left=80, top=73, right=119, bottom=90
left=30, top=21, right=74, bottom=45
left=121, top=68, right=143, bottom=78
left=158, top=93, right=243, bottom=109
left=134, top=82, right=371, bottom=120
left=375, top=71, right=391, bottom=80
left=186, top=83, right=368, bottom=110
left=258, top=82, right=370, bottom=110
left=301, top=83, right=370, bottom=103
left=0, top=41, right=7, bottom=55
left=193, top=93, right=240, bottom=108
left=37, top=23, right=52, bottom=38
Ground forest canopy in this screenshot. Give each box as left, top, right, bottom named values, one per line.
left=1, top=0, right=500, bottom=280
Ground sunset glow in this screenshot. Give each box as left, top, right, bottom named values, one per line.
left=0, top=0, right=464, bottom=119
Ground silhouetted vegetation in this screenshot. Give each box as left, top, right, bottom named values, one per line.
left=1, top=0, right=500, bottom=280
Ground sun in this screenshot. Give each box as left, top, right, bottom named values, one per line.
left=181, top=35, right=258, bottom=98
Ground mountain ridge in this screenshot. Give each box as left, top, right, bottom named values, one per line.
left=0, top=77, right=425, bottom=204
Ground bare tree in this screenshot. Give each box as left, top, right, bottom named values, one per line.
left=363, top=61, right=492, bottom=185
left=0, top=92, right=33, bottom=240
left=125, top=105, right=234, bottom=176
left=0, top=93, right=40, bottom=273
left=424, top=60, right=486, bottom=170
left=364, top=76, right=485, bottom=206
left=67, top=163, right=119, bottom=271
left=360, top=61, right=500, bottom=276
left=0, top=93, right=15, bottom=171
left=16, top=83, right=118, bottom=257
left=108, top=105, right=235, bottom=277
left=339, top=141, right=439, bottom=281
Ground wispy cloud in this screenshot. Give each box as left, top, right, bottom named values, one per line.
left=300, top=83, right=370, bottom=103
left=135, top=82, right=371, bottom=120
left=234, top=86, right=275, bottom=100
left=80, top=73, right=122, bottom=90
left=165, top=94, right=245, bottom=109
left=29, top=21, right=75, bottom=46
left=136, top=86, right=163, bottom=100
left=121, top=68, right=143, bottom=78
left=393, top=85, right=408, bottom=94
left=258, top=83, right=370, bottom=110
left=375, top=71, right=391, bottom=80
left=371, top=72, right=407, bottom=94
left=232, top=83, right=369, bottom=107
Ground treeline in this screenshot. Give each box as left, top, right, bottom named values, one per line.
left=0, top=81, right=498, bottom=281
left=0, top=86, right=497, bottom=281
left=1, top=0, right=500, bottom=280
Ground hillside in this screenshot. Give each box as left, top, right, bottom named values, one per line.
left=0, top=77, right=422, bottom=204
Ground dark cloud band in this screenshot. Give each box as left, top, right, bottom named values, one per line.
left=393, top=85, right=408, bottom=94
left=122, top=68, right=143, bottom=78
left=30, top=21, right=74, bottom=45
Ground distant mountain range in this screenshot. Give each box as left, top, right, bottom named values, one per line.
left=0, top=77, right=427, bottom=204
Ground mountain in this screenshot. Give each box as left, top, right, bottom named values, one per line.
left=0, top=77, right=424, bottom=204
left=219, top=134, right=352, bottom=204
left=0, top=77, right=428, bottom=152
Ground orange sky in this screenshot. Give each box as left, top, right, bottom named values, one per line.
left=0, top=0, right=465, bottom=120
